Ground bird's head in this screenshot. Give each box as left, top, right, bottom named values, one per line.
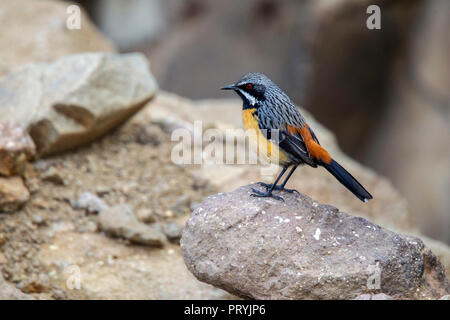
left=221, top=73, right=281, bottom=107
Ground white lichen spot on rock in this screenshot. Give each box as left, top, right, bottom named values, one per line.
left=313, top=228, right=321, bottom=241
left=274, top=216, right=290, bottom=224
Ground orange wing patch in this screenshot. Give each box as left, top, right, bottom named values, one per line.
left=286, top=124, right=331, bottom=164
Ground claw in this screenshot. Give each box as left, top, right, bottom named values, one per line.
left=281, top=188, right=300, bottom=194
left=250, top=188, right=284, bottom=201
left=256, top=182, right=299, bottom=195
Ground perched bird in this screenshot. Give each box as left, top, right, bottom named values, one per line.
left=221, top=73, right=372, bottom=202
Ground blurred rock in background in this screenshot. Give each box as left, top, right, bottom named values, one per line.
left=305, top=0, right=423, bottom=159
left=365, top=0, right=450, bottom=243
left=79, top=0, right=313, bottom=102
left=306, top=0, right=450, bottom=243
left=77, top=0, right=449, bottom=244
left=0, top=0, right=115, bottom=77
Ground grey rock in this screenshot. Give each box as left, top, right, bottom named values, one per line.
left=0, top=176, right=30, bottom=213
left=163, top=221, right=183, bottom=242
left=0, top=273, right=34, bottom=300
left=171, top=194, right=191, bottom=216
left=181, top=184, right=450, bottom=300
left=0, top=52, right=157, bottom=157
left=72, top=192, right=109, bottom=213
left=99, top=204, right=166, bottom=247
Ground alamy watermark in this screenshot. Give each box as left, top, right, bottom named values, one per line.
left=366, top=5, right=381, bottom=30
left=170, top=121, right=282, bottom=176
left=66, top=5, right=81, bottom=30
left=367, top=262, right=381, bottom=290
left=65, top=265, right=81, bottom=290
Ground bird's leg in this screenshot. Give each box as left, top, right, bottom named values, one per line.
left=277, top=165, right=299, bottom=193
left=258, top=166, right=299, bottom=194
left=251, top=167, right=288, bottom=201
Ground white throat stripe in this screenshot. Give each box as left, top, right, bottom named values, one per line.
left=238, top=89, right=258, bottom=106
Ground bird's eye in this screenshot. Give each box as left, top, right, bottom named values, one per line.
left=245, top=83, right=253, bottom=90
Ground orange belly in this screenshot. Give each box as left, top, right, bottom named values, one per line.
left=242, top=108, right=289, bottom=165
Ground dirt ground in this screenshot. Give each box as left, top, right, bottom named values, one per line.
left=0, top=116, right=225, bottom=299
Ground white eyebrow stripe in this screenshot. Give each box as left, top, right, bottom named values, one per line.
left=237, top=89, right=258, bottom=106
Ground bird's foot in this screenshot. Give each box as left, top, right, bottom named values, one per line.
left=251, top=188, right=284, bottom=201
left=256, top=182, right=299, bottom=194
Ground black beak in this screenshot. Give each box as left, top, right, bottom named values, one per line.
left=220, top=84, right=236, bottom=90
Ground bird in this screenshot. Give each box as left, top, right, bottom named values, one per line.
left=221, top=72, right=373, bottom=202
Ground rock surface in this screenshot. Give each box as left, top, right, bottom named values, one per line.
left=181, top=184, right=449, bottom=300
left=0, top=52, right=158, bottom=156
left=0, top=177, right=30, bottom=213
left=0, top=122, right=36, bottom=176
left=0, top=273, right=34, bottom=300
left=163, top=221, right=183, bottom=242
left=0, top=0, right=115, bottom=77
left=98, top=204, right=166, bottom=246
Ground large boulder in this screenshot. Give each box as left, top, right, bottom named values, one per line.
left=0, top=52, right=158, bottom=156
left=0, top=0, right=115, bottom=77
left=181, top=184, right=449, bottom=299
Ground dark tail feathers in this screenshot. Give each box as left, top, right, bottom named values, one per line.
left=320, top=159, right=373, bottom=202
